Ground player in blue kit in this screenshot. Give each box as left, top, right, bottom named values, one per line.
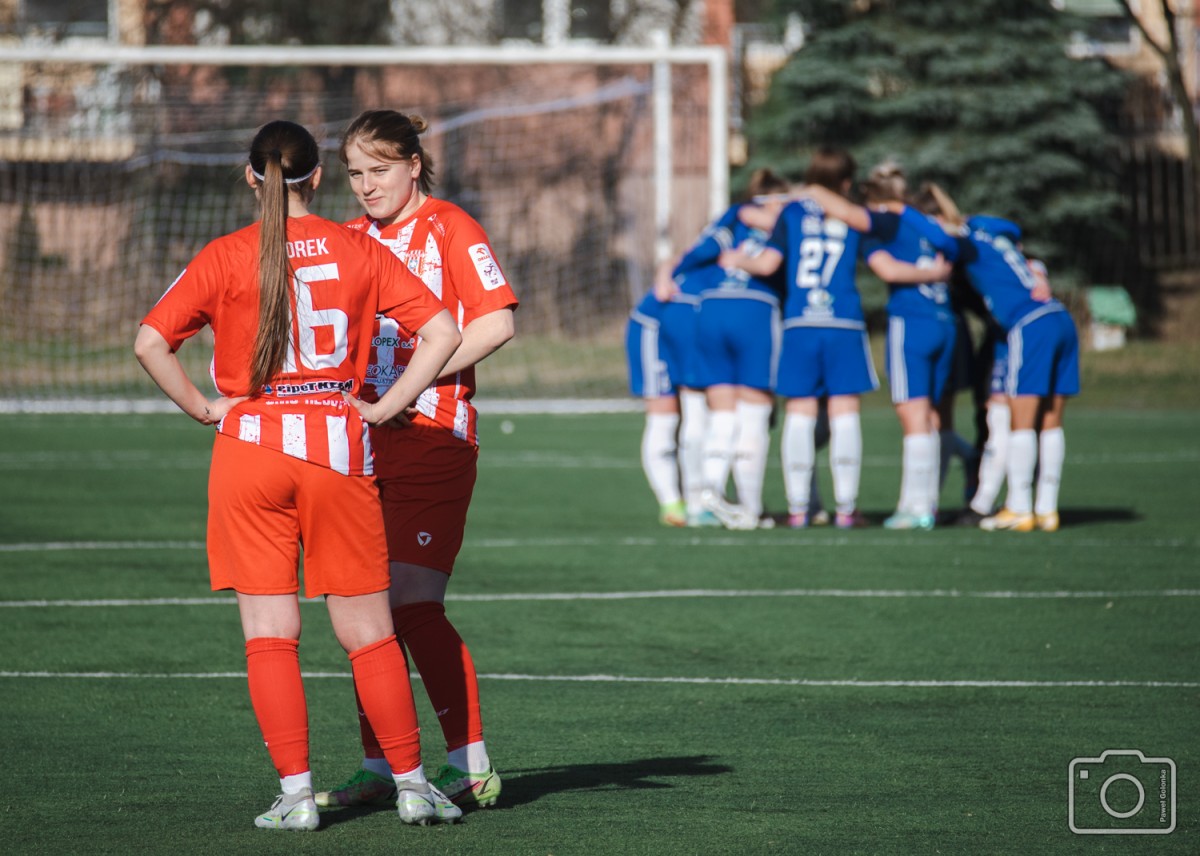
left=625, top=289, right=687, bottom=526
left=859, top=163, right=959, bottom=530
left=721, top=149, right=949, bottom=528
left=674, top=168, right=791, bottom=529
left=898, top=187, right=1079, bottom=532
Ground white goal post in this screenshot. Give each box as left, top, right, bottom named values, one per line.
left=0, top=40, right=728, bottom=407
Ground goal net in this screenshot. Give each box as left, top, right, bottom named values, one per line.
left=0, top=43, right=726, bottom=408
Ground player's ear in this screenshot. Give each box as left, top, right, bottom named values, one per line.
left=244, top=164, right=258, bottom=190
left=310, top=165, right=322, bottom=191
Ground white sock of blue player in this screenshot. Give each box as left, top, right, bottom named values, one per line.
left=678, top=389, right=709, bottom=516
left=782, top=412, right=817, bottom=516
left=641, top=412, right=681, bottom=506
left=899, top=433, right=936, bottom=517
left=829, top=412, right=862, bottom=515
left=702, top=408, right=738, bottom=499
left=1006, top=429, right=1038, bottom=515
left=927, top=430, right=942, bottom=513
left=971, top=402, right=1010, bottom=515
left=1034, top=427, right=1065, bottom=517
left=732, top=400, right=772, bottom=520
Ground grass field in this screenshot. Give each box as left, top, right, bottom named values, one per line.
left=1, top=395, right=1197, bottom=854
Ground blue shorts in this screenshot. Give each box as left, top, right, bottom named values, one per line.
left=694, top=293, right=780, bottom=391
left=625, top=311, right=674, bottom=399
left=886, top=314, right=957, bottom=404
left=658, top=300, right=703, bottom=389
left=776, top=326, right=878, bottom=399
left=1006, top=308, right=1080, bottom=398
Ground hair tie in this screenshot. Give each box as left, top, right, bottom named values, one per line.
left=249, top=163, right=319, bottom=185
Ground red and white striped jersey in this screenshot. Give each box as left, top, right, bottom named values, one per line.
left=345, top=198, right=518, bottom=446
left=142, top=214, right=446, bottom=475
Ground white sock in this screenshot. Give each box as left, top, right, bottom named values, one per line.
left=392, top=764, right=426, bottom=787
left=1006, top=429, right=1037, bottom=514
left=782, top=413, right=817, bottom=515
left=971, top=403, right=1010, bottom=514
left=362, top=756, right=391, bottom=779
left=829, top=412, right=862, bottom=515
left=899, top=433, right=936, bottom=516
left=927, top=430, right=942, bottom=512
left=447, top=740, right=491, bottom=774
left=281, top=771, right=313, bottom=795
left=702, top=409, right=738, bottom=499
left=641, top=412, right=681, bottom=505
left=1035, top=427, right=1065, bottom=516
left=732, top=400, right=773, bottom=518
left=678, top=390, right=708, bottom=515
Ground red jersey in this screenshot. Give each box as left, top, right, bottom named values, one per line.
left=141, top=214, right=446, bottom=476
left=345, top=198, right=518, bottom=446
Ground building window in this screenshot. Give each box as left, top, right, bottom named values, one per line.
left=22, top=0, right=109, bottom=38
left=497, top=0, right=612, bottom=44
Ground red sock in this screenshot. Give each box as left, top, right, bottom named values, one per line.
left=244, top=637, right=309, bottom=777
left=348, top=635, right=422, bottom=774
left=393, top=602, right=484, bottom=753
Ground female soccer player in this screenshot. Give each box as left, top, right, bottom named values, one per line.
left=316, top=110, right=518, bottom=812
left=897, top=188, right=1078, bottom=532
left=134, top=120, right=463, bottom=830
left=721, top=149, right=948, bottom=528
left=675, top=168, right=790, bottom=530
left=859, top=162, right=958, bottom=530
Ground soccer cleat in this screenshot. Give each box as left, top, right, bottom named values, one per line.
left=882, top=511, right=935, bottom=531
left=431, top=764, right=503, bottom=809
left=701, top=490, right=755, bottom=530
left=254, top=788, right=319, bottom=831
left=809, top=509, right=831, bottom=527
left=980, top=508, right=1036, bottom=532
left=954, top=508, right=987, bottom=528
left=314, top=768, right=397, bottom=808
left=395, top=781, right=463, bottom=825
left=658, top=500, right=687, bottom=527
left=786, top=512, right=810, bottom=529
left=686, top=509, right=722, bottom=528
left=1036, top=511, right=1060, bottom=532
left=835, top=510, right=869, bottom=529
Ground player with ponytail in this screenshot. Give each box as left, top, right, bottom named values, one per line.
left=135, top=119, right=464, bottom=831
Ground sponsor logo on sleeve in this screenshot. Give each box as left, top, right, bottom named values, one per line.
left=469, top=243, right=508, bottom=291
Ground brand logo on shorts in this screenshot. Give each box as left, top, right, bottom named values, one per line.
left=417, top=532, right=432, bottom=546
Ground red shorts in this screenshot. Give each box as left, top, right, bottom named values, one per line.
left=371, top=419, right=478, bottom=574
left=207, top=433, right=390, bottom=598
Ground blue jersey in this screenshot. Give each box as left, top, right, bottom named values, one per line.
left=675, top=203, right=784, bottom=303
left=768, top=200, right=900, bottom=330
left=900, top=209, right=1065, bottom=332
left=863, top=209, right=954, bottom=322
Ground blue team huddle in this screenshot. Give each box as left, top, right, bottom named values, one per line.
left=626, top=148, right=1079, bottom=534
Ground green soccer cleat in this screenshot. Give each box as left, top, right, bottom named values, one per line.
left=431, top=764, right=503, bottom=808
left=396, top=781, right=463, bottom=825
left=882, top=511, right=936, bottom=531
left=254, top=788, right=319, bottom=831
left=659, top=499, right=687, bottom=527
left=314, top=768, right=397, bottom=807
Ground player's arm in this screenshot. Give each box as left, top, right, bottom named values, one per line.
left=346, top=309, right=460, bottom=425
left=437, top=306, right=515, bottom=379
left=866, top=249, right=953, bottom=284
left=793, top=184, right=872, bottom=232
left=134, top=325, right=245, bottom=424
left=718, top=245, right=784, bottom=278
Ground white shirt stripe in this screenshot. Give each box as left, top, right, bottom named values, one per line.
left=282, top=414, right=307, bottom=461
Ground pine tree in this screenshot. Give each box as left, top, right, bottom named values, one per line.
left=744, top=0, right=1131, bottom=281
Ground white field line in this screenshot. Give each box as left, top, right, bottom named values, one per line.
left=2, top=587, right=1198, bottom=608
left=1, top=448, right=1198, bottom=471
left=2, top=535, right=1198, bottom=553
left=0, top=669, right=1195, bottom=689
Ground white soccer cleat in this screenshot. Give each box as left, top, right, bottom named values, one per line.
left=254, top=788, right=319, bottom=831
